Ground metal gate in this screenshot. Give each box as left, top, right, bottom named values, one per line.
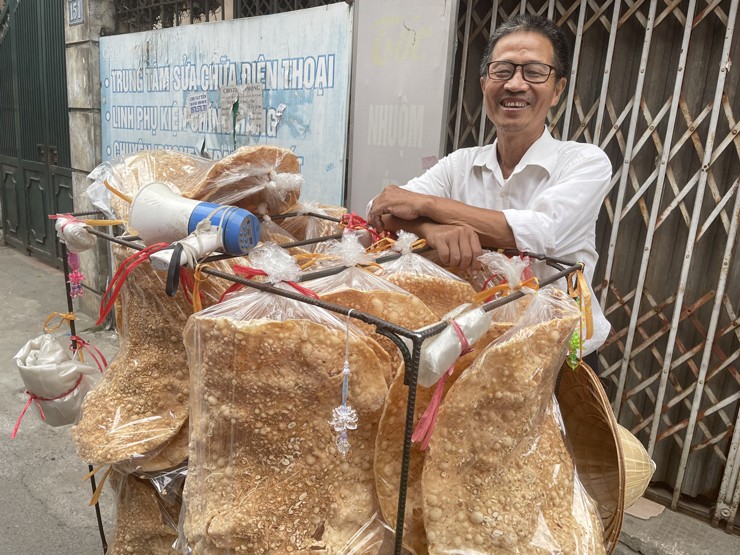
left=447, top=0, right=740, bottom=531
left=0, top=0, right=73, bottom=266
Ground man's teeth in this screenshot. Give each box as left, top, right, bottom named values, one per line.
left=502, top=101, right=526, bottom=107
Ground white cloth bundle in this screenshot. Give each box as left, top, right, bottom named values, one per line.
left=14, top=334, right=100, bottom=427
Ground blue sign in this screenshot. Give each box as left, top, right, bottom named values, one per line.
left=68, top=0, right=84, bottom=26
left=99, top=5, right=353, bottom=205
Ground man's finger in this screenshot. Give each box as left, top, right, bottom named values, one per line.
left=434, top=242, right=450, bottom=266
left=447, top=240, right=461, bottom=269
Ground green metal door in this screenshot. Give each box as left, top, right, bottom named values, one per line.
left=0, top=0, right=73, bottom=267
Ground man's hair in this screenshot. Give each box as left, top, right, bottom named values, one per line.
left=479, top=14, right=571, bottom=80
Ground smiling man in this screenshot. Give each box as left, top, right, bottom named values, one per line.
left=366, top=14, right=613, bottom=357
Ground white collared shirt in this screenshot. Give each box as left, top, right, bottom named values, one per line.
left=395, top=127, right=613, bottom=353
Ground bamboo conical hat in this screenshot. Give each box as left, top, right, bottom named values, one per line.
left=556, top=361, right=625, bottom=555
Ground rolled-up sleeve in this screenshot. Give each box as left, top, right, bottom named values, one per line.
left=501, top=145, right=612, bottom=255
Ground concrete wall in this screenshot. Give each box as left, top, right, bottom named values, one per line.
left=65, top=0, right=116, bottom=316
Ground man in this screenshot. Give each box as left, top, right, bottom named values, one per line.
left=367, top=14, right=612, bottom=357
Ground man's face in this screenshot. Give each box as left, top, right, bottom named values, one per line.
left=480, top=31, right=567, bottom=142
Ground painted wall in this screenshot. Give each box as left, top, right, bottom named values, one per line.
left=348, top=0, right=458, bottom=214
left=99, top=4, right=353, bottom=205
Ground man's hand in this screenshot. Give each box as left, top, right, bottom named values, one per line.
left=422, top=222, right=483, bottom=271
left=367, top=185, right=430, bottom=231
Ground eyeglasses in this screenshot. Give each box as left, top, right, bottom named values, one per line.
left=486, top=61, right=556, bottom=83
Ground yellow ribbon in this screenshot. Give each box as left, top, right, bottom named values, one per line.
left=83, top=465, right=113, bottom=507
left=292, top=252, right=339, bottom=271
left=103, top=179, right=132, bottom=204
left=43, top=312, right=76, bottom=334
left=80, top=218, right=126, bottom=227
left=472, top=276, right=540, bottom=305
left=366, top=236, right=427, bottom=254
left=568, top=268, right=593, bottom=342
left=191, top=264, right=209, bottom=313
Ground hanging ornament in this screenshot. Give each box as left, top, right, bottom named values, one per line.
left=67, top=252, right=85, bottom=298
left=567, top=329, right=582, bottom=369
left=329, top=310, right=358, bottom=456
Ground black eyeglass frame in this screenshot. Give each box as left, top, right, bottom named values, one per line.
left=485, top=61, right=558, bottom=83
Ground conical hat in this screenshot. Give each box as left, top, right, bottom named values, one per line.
left=618, top=424, right=656, bottom=508
left=556, top=361, right=625, bottom=555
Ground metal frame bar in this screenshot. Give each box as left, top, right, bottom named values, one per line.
left=594, top=0, right=623, bottom=145
left=700, top=184, right=740, bottom=527
left=561, top=0, right=588, bottom=140
left=611, top=0, right=674, bottom=416
left=453, top=0, right=474, bottom=150
left=60, top=242, right=108, bottom=554
left=620, top=0, right=693, bottom=447
left=598, top=0, right=658, bottom=313
left=83, top=221, right=583, bottom=553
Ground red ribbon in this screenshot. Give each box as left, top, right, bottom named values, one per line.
left=10, top=375, right=84, bottom=439
left=70, top=336, right=107, bottom=373
left=341, top=212, right=386, bottom=243
left=96, top=243, right=170, bottom=325
left=217, top=265, right=320, bottom=303
left=412, top=320, right=473, bottom=450
left=49, top=213, right=81, bottom=232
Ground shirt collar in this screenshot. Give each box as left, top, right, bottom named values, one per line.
left=473, top=126, right=559, bottom=177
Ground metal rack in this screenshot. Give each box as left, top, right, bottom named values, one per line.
left=71, top=214, right=583, bottom=554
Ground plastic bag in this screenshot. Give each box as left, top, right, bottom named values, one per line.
left=181, top=244, right=390, bottom=553
left=381, top=231, right=476, bottom=318
left=421, top=287, right=606, bottom=554
left=52, top=216, right=97, bottom=253
left=374, top=308, right=512, bottom=555
left=181, top=145, right=303, bottom=215
left=72, top=244, right=195, bottom=466
left=304, top=233, right=439, bottom=381
left=475, top=250, right=534, bottom=322
left=13, top=334, right=100, bottom=430
left=277, top=201, right=346, bottom=245
left=107, top=470, right=179, bottom=555
left=416, top=305, right=493, bottom=388
left=86, top=150, right=207, bottom=226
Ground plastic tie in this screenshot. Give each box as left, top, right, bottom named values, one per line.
left=217, top=265, right=320, bottom=303
left=412, top=320, right=473, bottom=450
left=341, top=212, right=387, bottom=243
left=473, top=275, right=539, bottom=305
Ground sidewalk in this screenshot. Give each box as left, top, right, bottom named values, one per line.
left=1, top=239, right=739, bottom=554
left=616, top=498, right=740, bottom=555
left=0, top=241, right=116, bottom=555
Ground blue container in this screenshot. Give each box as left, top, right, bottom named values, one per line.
left=188, top=202, right=260, bottom=255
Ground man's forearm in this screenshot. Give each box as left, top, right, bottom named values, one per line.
left=420, top=196, right=517, bottom=249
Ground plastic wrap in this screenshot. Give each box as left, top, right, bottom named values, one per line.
left=107, top=471, right=179, bottom=555
left=381, top=231, right=476, bottom=318
left=416, top=305, right=493, bottom=388
left=181, top=145, right=303, bottom=215
left=277, top=201, right=346, bottom=244
left=13, top=334, right=100, bottom=430
left=304, top=233, right=439, bottom=382
left=133, top=421, right=189, bottom=474
left=421, top=287, right=605, bottom=554
left=53, top=216, right=97, bottom=253
left=258, top=215, right=311, bottom=257
left=71, top=244, right=194, bottom=466
left=181, top=247, right=391, bottom=553
left=86, top=150, right=207, bottom=226
left=475, top=250, right=534, bottom=322
left=374, top=313, right=512, bottom=555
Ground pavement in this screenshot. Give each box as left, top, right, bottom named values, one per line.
left=1, top=237, right=739, bottom=555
